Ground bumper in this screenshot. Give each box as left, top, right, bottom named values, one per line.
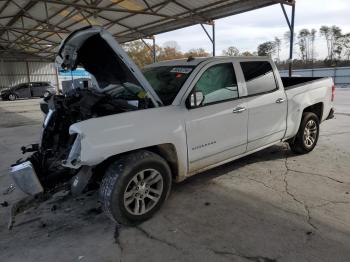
left=326, top=108, right=335, bottom=120
left=10, top=161, right=43, bottom=195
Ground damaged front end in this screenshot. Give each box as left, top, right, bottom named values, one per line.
left=9, top=26, right=162, bottom=211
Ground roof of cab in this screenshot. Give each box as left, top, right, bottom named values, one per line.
left=144, top=56, right=270, bottom=68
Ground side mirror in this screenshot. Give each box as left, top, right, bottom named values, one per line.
left=188, top=91, right=204, bottom=108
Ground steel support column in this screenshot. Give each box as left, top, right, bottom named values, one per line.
left=212, top=21, right=216, bottom=56
left=141, top=36, right=156, bottom=63
left=55, top=67, right=60, bottom=92
left=200, top=20, right=216, bottom=56
left=281, top=2, right=296, bottom=77
left=152, top=36, right=156, bottom=63
left=25, top=61, right=30, bottom=83
left=289, top=4, right=295, bottom=77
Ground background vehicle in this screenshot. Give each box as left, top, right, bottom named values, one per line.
left=1, top=82, right=56, bottom=101
left=10, top=27, right=335, bottom=226
left=61, top=78, right=93, bottom=94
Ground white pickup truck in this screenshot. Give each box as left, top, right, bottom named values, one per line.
left=10, top=27, right=335, bottom=225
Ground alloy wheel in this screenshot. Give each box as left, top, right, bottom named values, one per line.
left=303, top=119, right=318, bottom=147
left=123, top=169, right=164, bottom=215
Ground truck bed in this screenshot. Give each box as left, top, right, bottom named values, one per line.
left=281, top=77, right=323, bottom=90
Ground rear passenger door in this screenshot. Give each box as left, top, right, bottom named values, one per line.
left=239, top=61, right=287, bottom=151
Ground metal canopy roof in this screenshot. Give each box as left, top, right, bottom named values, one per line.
left=0, top=0, right=294, bottom=61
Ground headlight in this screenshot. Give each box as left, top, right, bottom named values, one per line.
left=62, top=134, right=82, bottom=168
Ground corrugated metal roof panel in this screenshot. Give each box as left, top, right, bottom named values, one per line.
left=0, top=0, right=294, bottom=60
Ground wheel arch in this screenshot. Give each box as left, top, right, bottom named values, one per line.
left=95, top=143, right=180, bottom=182
left=303, top=102, right=323, bottom=121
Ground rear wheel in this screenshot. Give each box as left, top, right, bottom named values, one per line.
left=289, top=112, right=320, bottom=154
left=8, top=94, right=17, bottom=101
left=100, top=150, right=172, bottom=225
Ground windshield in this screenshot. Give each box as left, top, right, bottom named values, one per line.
left=143, top=66, right=194, bottom=105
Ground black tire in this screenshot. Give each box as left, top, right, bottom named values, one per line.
left=8, top=93, right=17, bottom=101
left=100, top=150, right=172, bottom=225
left=289, top=112, right=320, bottom=154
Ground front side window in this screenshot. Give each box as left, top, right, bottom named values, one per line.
left=240, top=61, right=278, bottom=96
left=194, top=63, right=238, bottom=106
left=16, top=84, right=27, bottom=90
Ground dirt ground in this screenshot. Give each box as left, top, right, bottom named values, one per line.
left=0, top=90, right=350, bottom=262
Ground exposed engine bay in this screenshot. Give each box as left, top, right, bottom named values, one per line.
left=30, top=86, right=151, bottom=190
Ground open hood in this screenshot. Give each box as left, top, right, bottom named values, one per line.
left=55, top=26, right=163, bottom=107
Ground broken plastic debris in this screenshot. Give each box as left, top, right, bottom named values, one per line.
left=1, top=201, right=9, bottom=207
left=3, top=184, right=15, bottom=195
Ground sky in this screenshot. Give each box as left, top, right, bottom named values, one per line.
left=153, top=0, right=350, bottom=60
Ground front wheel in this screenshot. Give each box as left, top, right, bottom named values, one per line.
left=289, top=112, right=320, bottom=154
left=8, top=93, right=17, bottom=101
left=100, top=150, right=172, bottom=225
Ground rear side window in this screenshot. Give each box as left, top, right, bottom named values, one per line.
left=240, top=61, right=277, bottom=96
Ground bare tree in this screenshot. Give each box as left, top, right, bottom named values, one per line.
left=297, top=28, right=318, bottom=63
left=310, top=29, right=317, bottom=61
left=274, top=37, right=281, bottom=61
left=338, top=33, right=350, bottom=60
left=222, top=46, right=240, bottom=56
left=162, top=41, right=181, bottom=51
left=320, top=25, right=343, bottom=61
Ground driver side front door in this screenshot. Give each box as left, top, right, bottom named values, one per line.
left=185, top=62, right=248, bottom=173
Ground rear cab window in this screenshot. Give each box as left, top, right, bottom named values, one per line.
left=240, top=61, right=278, bottom=96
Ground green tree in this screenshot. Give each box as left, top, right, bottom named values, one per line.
left=257, top=41, right=276, bottom=57
left=122, top=40, right=155, bottom=67
left=241, top=51, right=257, bottom=56
left=184, top=48, right=209, bottom=57
left=158, top=46, right=184, bottom=61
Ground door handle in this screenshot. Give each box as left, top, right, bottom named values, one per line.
left=232, top=106, right=246, bottom=113
left=275, top=98, right=285, bottom=104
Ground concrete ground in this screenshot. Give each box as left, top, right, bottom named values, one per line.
left=0, top=90, right=349, bottom=262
